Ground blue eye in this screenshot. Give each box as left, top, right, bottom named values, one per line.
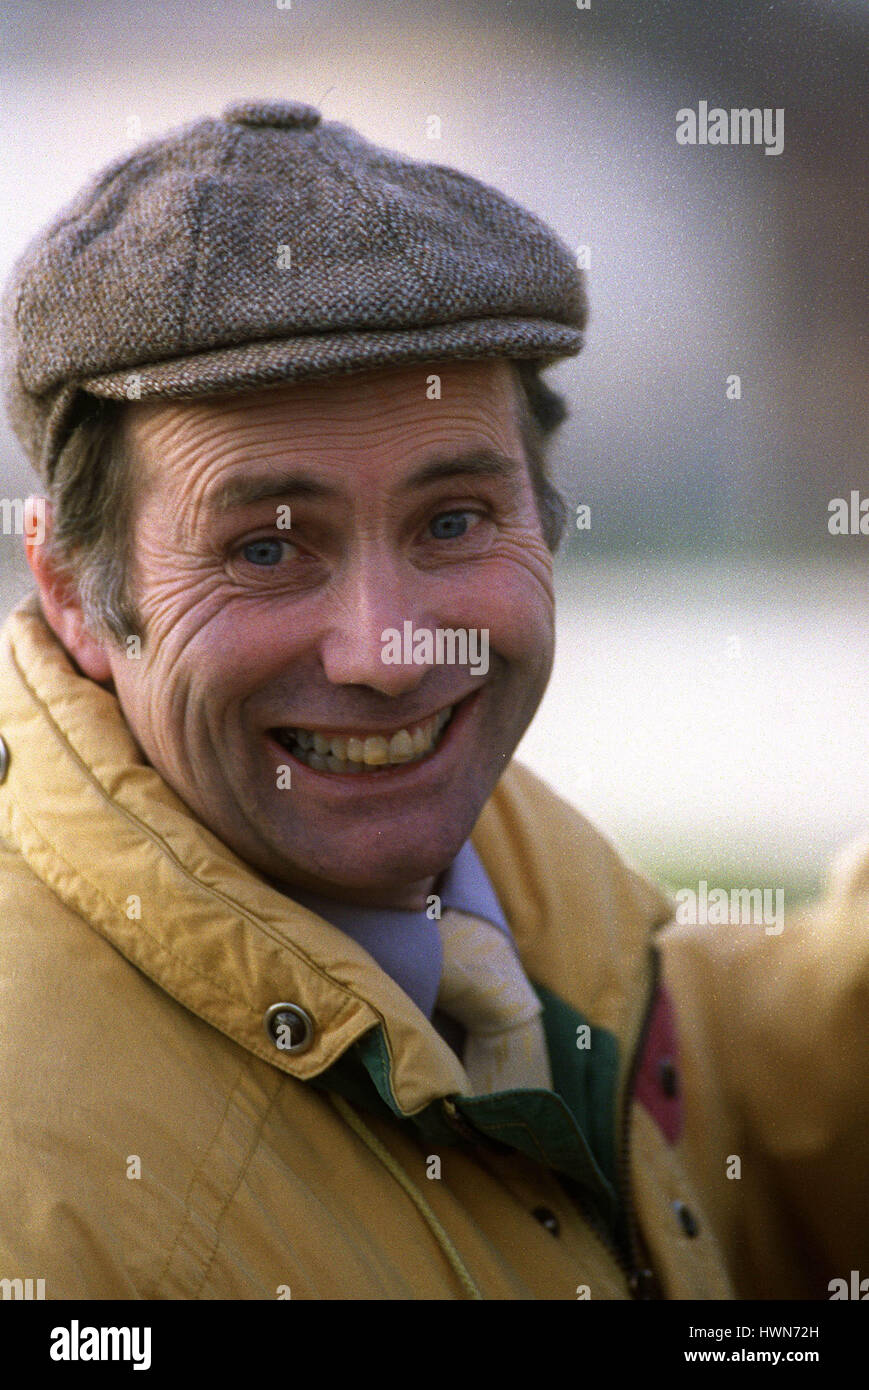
left=241, top=538, right=294, bottom=566
left=429, top=511, right=477, bottom=540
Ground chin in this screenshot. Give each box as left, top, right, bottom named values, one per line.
left=263, top=818, right=468, bottom=899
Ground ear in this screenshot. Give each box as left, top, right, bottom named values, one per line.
left=25, top=497, right=115, bottom=683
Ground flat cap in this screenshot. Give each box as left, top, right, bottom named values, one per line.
left=1, top=99, right=587, bottom=483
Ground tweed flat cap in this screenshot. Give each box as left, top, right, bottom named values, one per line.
left=2, top=99, right=587, bottom=483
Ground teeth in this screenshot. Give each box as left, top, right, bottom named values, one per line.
left=363, top=736, right=390, bottom=765
left=275, top=704, right=455, bottom=774
left=388, top=729, right=414, bottom=762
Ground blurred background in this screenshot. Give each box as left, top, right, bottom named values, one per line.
left=1, top=0, right=866, bottom=903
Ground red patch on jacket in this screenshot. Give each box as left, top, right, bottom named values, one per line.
left=631, top=985, right=683, bottom=1145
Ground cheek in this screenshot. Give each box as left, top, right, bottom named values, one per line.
left=193, top=593, right=318, bottom=685
left=461, top=547, right=555, bottom=665
left=137, top=574, right=299, bottom=693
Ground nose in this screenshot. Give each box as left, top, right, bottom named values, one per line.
left=319, top=554, right=432, bottom=697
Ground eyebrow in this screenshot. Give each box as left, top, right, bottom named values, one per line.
left=204, top=448, right=524, bottom=513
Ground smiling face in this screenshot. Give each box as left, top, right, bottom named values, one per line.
left=95, top=358, right=556, bottom=909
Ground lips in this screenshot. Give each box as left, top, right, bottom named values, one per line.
left=271, top=704, right=455, bottom=773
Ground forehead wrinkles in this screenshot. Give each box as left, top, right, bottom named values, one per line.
left=125, top=399, right=313, bottom=542
left=122, top=359, right=526, bottom=539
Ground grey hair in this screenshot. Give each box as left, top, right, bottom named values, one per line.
left=512, top=360, right=570, bottom=553
left=47, top=399, right=142, bottom=644
left=45, top=361, right=571, bottom=646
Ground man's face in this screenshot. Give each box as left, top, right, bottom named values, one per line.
left=103, top=358, right=555, bottom=908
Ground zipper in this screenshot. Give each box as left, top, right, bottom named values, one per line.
left=441, top=1095, right=632, bottom=1283
left=552, top=945, right=663, bottom=1297
left=441, top=1096, right=477, bottom=1143
left=613, top=942, right=663, bottom=1298
left=566, top=1174, right=636, bottom=1277
left=441, top=949, right=663, bottom=1300
left=441, top=1096, right=511, bottom=1153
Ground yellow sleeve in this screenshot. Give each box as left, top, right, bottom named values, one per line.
left=659, top=840, right=869, bottom=1299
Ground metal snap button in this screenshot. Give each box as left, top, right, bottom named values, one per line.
left=531, top=1206, right=560, bottom=1236
left=673, top=1200, right=699, bottom=1237
left=629, top=1267, right=660, bottom=1299
left=658, top=1057, right=679, bottom=1098
left=264, top=1002, right=315, bottom=1053
left=0, top=735, right=8, bottom=783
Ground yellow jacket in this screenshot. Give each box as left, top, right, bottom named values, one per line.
left=660, top=841, right=869, bottom=1299
left=0, top=595, right=731, bottom=1300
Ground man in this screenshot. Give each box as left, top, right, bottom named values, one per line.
left=0, top=97, right=799, bottom=1300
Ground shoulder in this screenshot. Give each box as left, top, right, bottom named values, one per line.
left=475, top=759, right=674, bottom=941
left=0, top=836, right=255, bottom=1297
left=658, top=838, right=869, bottom=1296
left=661, top=836, right=869, bottom=1071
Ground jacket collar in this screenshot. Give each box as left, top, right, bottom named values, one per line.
left=0, top=595, right=673, bottom=1117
